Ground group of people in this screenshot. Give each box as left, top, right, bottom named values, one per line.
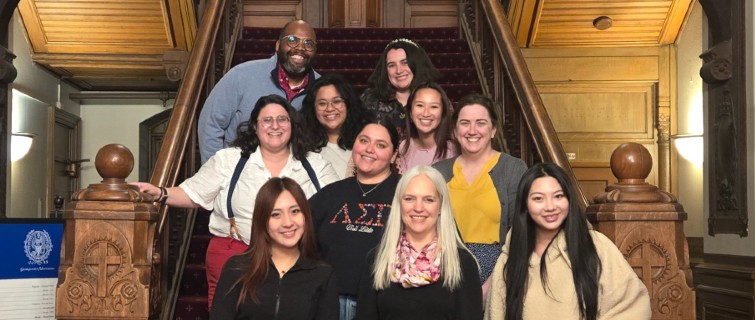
left=132, top=19, right=652, bottom=320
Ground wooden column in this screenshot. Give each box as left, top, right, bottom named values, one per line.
left=56, top=144, right=158, bottom=320
left=586, top=143, right=695, bottom=319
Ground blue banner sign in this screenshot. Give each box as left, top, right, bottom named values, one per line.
left=0, top=220, right=63, bottom=279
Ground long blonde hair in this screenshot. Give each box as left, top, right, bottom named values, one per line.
left=371, top=165, right=474, bottom=290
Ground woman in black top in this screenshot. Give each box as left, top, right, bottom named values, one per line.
left=309, top=118, right=402, bottom=320
left=356, top=165, right=482, bottom=320
left=211, top=177, right=338, bottom=320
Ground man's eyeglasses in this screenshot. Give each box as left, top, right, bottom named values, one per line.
left=315, top=98, right=346, bottom=110
left=257, top=115, right=291, bottom=128
left=280, top=35, right=317, bottom=51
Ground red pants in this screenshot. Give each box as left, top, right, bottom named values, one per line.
left=206, top=236, right=248, bottom=308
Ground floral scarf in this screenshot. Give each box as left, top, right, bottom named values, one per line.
left=391, top=232, right=441, bottom=288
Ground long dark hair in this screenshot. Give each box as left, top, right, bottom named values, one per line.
left=366, top=39, right=440, bottom=101
left=402, top=82, right=454, bottom=161
left=235, top=177, right=319, bottom=305
left=301, top=74, right=373, bottom=152
left=231, top=94, right=307, bottom=160
left=504, top=163, right=600, bottom=320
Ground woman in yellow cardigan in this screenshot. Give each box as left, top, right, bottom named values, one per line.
left=485, top=163, right=651, bottom=320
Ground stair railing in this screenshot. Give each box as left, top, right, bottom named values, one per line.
left=458, top=0, right=588, bottom=207
left=146, top=0, right=243, bottom=318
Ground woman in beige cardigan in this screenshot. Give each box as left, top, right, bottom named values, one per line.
left=485, top=163, right=651, bottom=320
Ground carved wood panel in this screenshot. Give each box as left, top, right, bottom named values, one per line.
left=698, top=0, right=748, bottom=236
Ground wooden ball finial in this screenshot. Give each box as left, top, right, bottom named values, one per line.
left=610, top=143, right=652, bottom=183
left=95, top=144, right=134, bottom=180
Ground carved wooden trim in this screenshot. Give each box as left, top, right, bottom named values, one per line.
left=698, top=0, right=748, bottom=236
left=163, top=51, right=191, bottom=82
left=328, top=0, right=345, bottom=27
left=588, top=143, right=696, bottom=319
left=694, top=260, right=755, bottom=319
left=365, top=0, right=380, bottom=27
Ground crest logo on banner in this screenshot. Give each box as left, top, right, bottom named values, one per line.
left=24, top=229, right=53, bottom=265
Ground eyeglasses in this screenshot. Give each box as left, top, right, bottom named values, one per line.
left=257, top=115, right=291, bottom=128
left=280, top=35, right=317, bottom=51
left=315, top=98, right=346, bottom=110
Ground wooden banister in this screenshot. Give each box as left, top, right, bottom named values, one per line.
left=144, top=0, right=243, bottom=317
left=150, top=0, right=227, bottom=234
left=459, top=0, right=588, bottom=207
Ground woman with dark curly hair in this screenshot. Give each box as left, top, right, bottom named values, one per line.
left=301, top=74, right=373, bottom=178
left=132, top=94, right=339, bottom=307
left=361, top=38, right=440, bottom=137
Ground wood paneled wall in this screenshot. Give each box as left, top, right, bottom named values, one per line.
left=242, top=0, right=457, bottom=28
left=694, top=255, right=755, bottom=319
left=242, top=0, right=303, bottom=28
left=523, top=46, right=676, bottom=199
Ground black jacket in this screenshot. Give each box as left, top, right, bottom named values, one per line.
left=210, top=254, right=339, bottom=320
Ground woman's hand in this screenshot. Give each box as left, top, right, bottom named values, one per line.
left=129, top=182, right=161, bottom=202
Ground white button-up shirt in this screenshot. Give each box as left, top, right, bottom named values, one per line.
left=180, top=147, right=338, bottom=244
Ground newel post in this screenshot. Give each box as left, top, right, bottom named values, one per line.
left=56, top=144, right=158, bottom=319
left=586, top=143, right=695, bottom=319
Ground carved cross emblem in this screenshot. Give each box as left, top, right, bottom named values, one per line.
left=84, top=241, right=123, bottom=297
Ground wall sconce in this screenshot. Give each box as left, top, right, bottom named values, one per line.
left=671, top=134, right=704, bottom=165
left=11, top=132, right=36, bottom=162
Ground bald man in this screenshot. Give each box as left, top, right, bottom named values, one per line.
left=198, top=20, right=320, bottom=163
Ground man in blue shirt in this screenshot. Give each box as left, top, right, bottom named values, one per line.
left=198, top=20, right=320, bottom=163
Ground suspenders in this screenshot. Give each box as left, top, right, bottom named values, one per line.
left=225, top=151, right=321, bottom=239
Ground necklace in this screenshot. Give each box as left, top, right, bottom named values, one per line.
left=357, top=179, right=385, bottom=197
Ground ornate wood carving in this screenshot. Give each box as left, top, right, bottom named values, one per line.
left=163, top=51, right=190, bottom=82
left=587, top=143, right=695, bottom=319
left=56, top=144, right=158, bottom=319
left=698, top=0, right=748, bottom=236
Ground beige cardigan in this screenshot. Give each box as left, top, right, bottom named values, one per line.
left=485, top=230, right=651, bottom=320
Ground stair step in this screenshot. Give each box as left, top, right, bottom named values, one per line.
left=233, top=52, right=475, bottom=70
left=242, top=27, right=459, bottom=41
left=314, top=67, right=478, bottom=86
left=185, top=234, right=211, bottom=265
left=236, top=38, right=472, bottom=54
left=193, top=210, right=210, bottom=234
left=179, top=263, right=208, bottom=297
left=174, top=295, right=209, bottom=320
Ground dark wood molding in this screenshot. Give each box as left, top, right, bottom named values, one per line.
left=0, top=0, right=21, bottom=218
left=699, top=0, right=749, bottom=236
left=701, top=253, right=755, bottom=267
left=687, top=236, right=704, bottom=264
left=327, top=0, right=345, bottom=27
left=366, top=0, right=381, bottom=27
left=694, top=257, right=755, bottom=319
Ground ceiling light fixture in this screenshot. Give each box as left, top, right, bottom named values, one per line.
left=593, top=16, right=613, bottom=30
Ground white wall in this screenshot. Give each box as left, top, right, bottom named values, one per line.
left=9, top=12, right=79, bottom=115
left=703, top=0, right=755, bottom=256
left=79, top=103, right=169, bottom=187
left=675, top=2, right=704, bottom=237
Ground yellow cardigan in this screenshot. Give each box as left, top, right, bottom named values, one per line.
left=485, top=230, right=651, bottom=320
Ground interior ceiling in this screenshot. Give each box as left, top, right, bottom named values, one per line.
left=507, top=0, right=696, bottom=47
left=16, top=0, right=196, bottom=91
left=16, top=0, right=694, bottom=92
